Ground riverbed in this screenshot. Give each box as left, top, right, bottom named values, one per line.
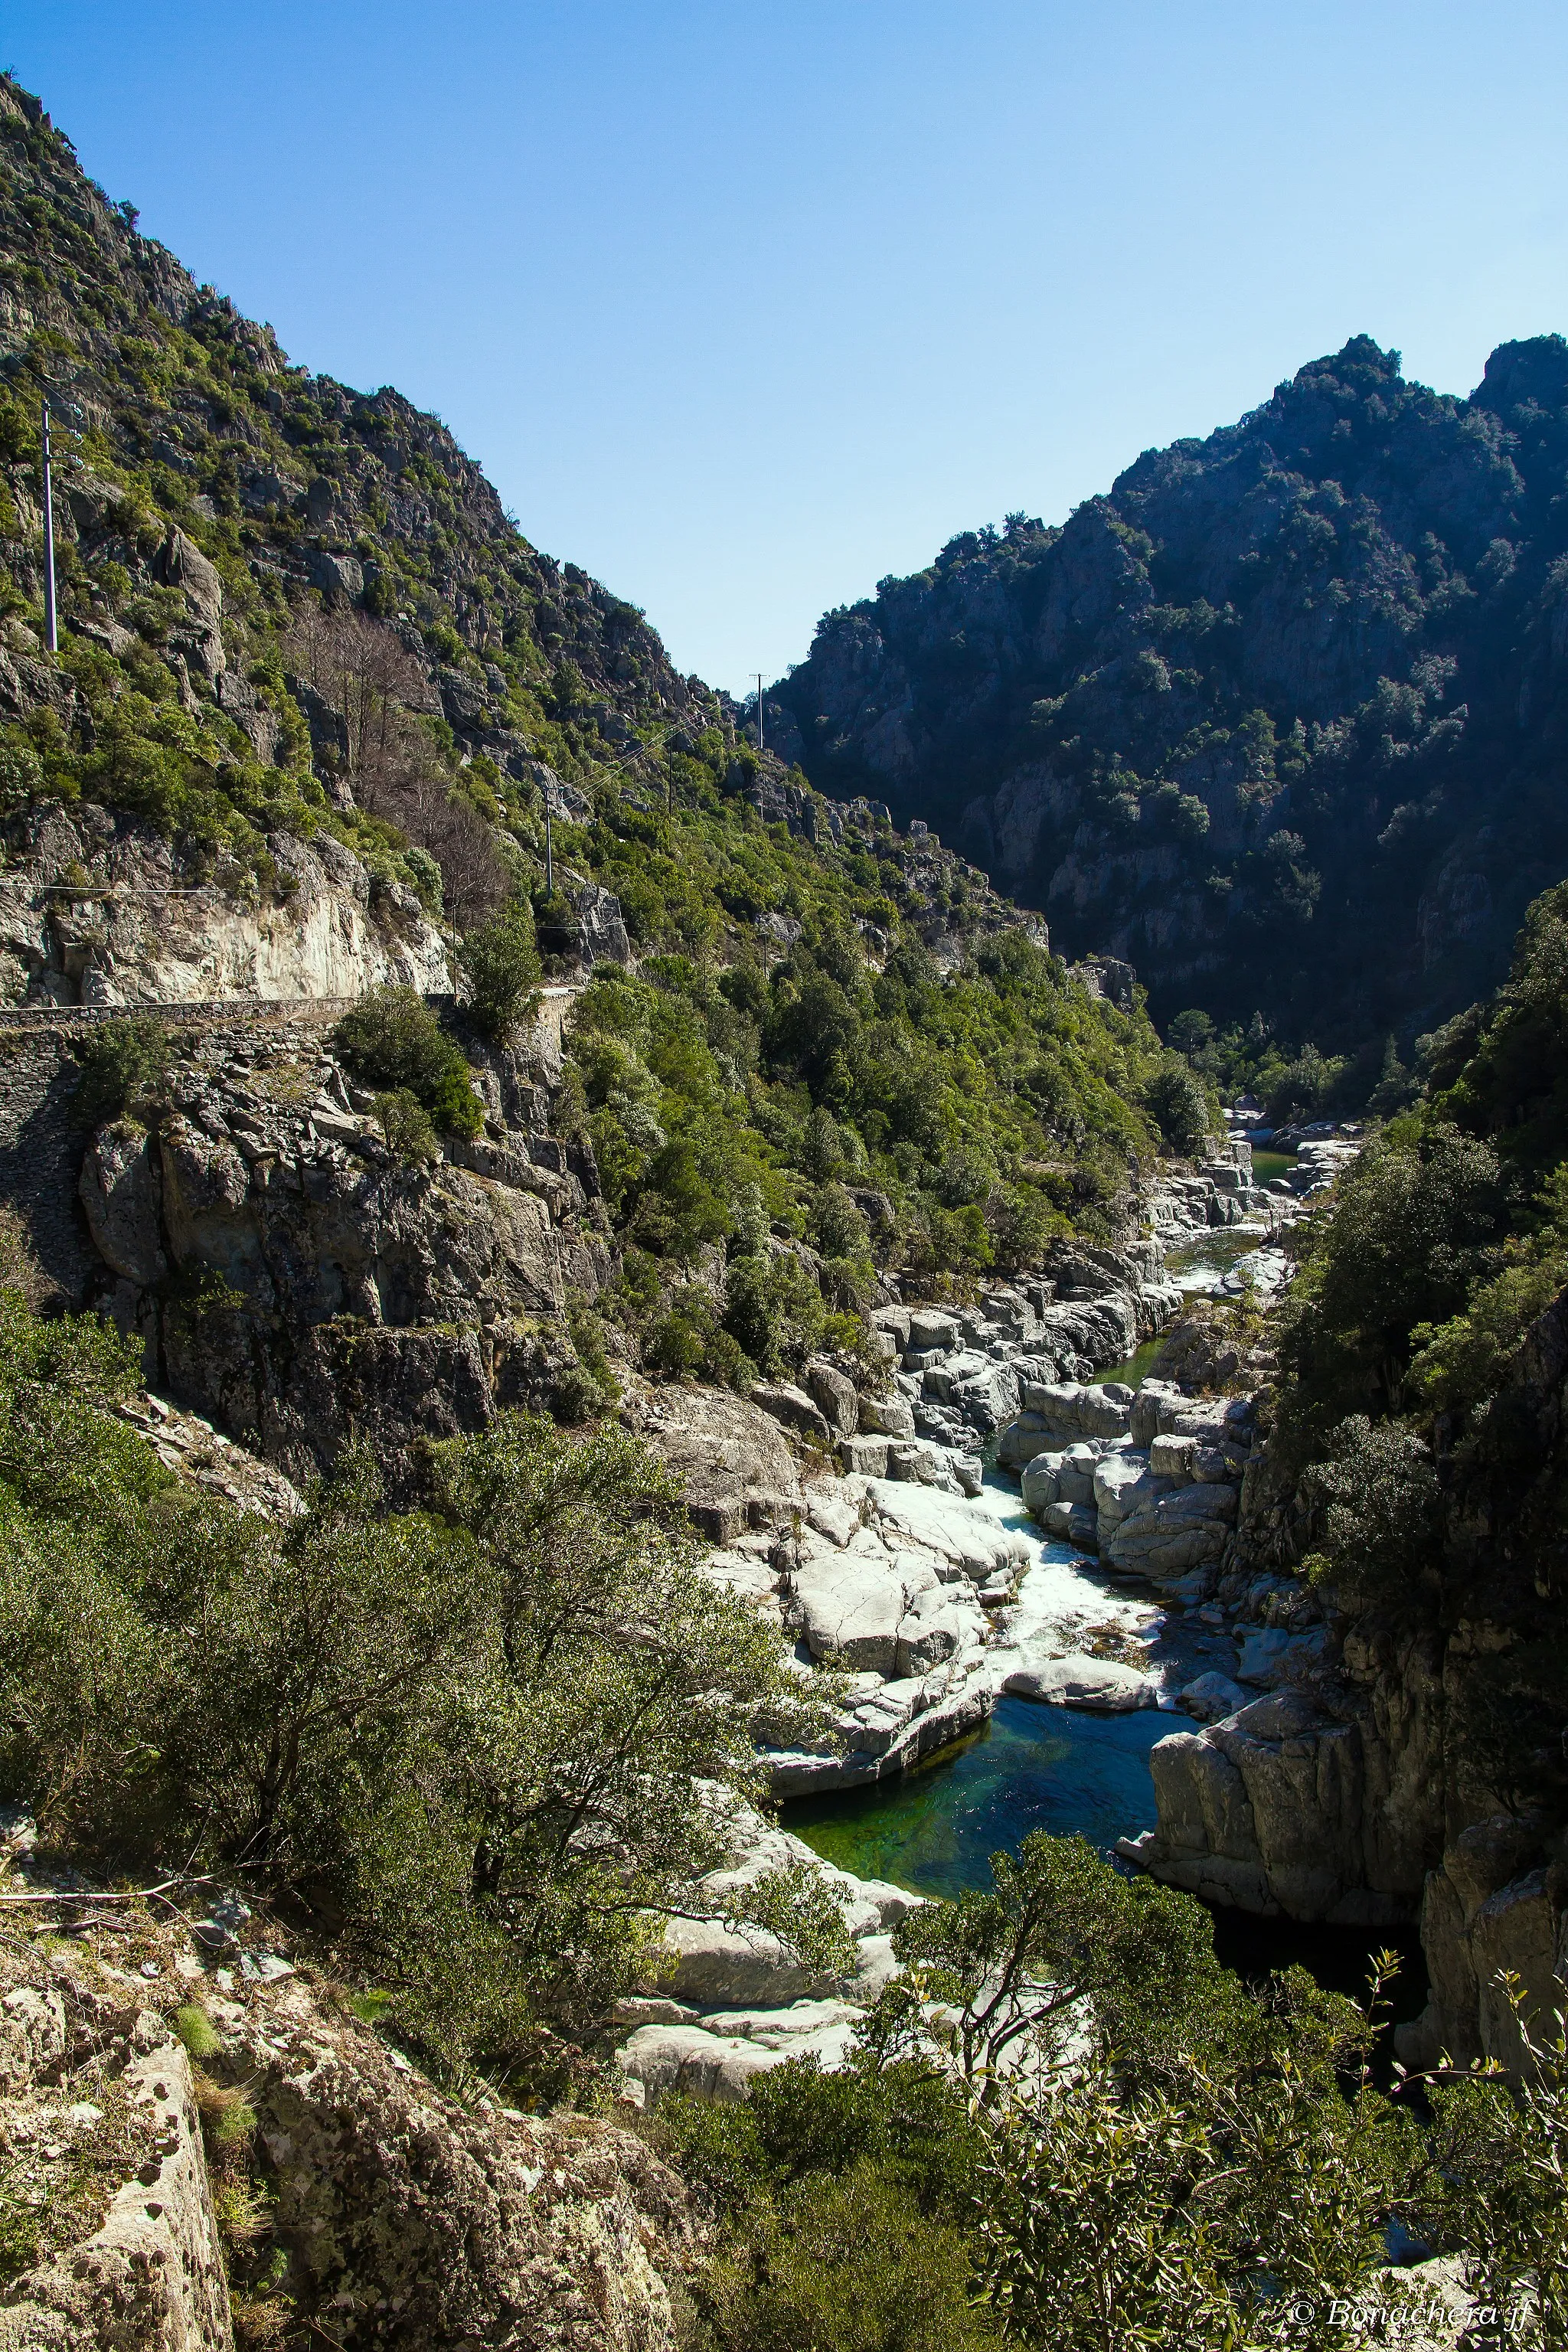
left=785, top=1158, right=1429, bottom=2013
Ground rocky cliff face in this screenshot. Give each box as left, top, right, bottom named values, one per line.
left=0, top=991, right=607, bottom=1491
left=0, top=805, right=450, bottom=1008
left=0, top=1884, right=693, bottom=2350
left=71, top=1011, right=607, bottom=1489
left=1121, top=1285, right=1568, bottom=2072
left=772, top=335, right=1568, bottom=1047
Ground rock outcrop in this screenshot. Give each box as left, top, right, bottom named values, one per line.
left=616, top=1805, right=919, bottom=2105
left=998, top=1376, right=1256, bottom=1606
left=0, top=1895, right=694, bottom=2350
left=0, top=807, right=451, bottom=1011
left=1113, top=1283, right=1568, bottom=2073
left=0, top=1004, right=608, bottom=1488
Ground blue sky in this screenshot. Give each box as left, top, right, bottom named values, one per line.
left=8, top=2, right=1568, bottom=696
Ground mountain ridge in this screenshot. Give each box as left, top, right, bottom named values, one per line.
left=769, top=332, right=1568, bottom=1057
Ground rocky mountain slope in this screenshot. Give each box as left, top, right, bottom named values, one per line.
left=0, top=1881, right=696, bottom=2350
left=0, top=76, right=700, bottom=781
left=769, top=334, right=1568, bottom=1051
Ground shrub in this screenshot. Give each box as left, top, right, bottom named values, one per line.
left=374, top=1088, right=438, bottom=1163
left=549, top=1356, right=611, bottom=1425
left=425, top=1059, right=485, bottom=1139
left=0, top=730, right=43, bottom=812
left=643, top=1285, right=755, bottom=1390
left=72, top=1015, right=173, bottom=1129
left=403, top=844, right=443, bottom=913
left=462, top=897, right=541, bottom=1042
left=1302, top=1415, right=1445, bottom=1611
left=334, top=985, right=456, bottom=1096
left=1265, top=1042, right=1345, bottom=1123
left=0, top=1308, right=841, bottom=2066
left=703, top=2162, right=998, bottom=2352
left=1145, top=1054, right=1213, bottom=1156
left=332, top=986, right=483, bottom=1137
left=1276, top=1122, right=1507, bottom=1436
left=810, top=1182, right=870, bottom=1259
left=723, top=1251, right=825, bottom=1376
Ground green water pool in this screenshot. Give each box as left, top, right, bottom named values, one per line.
left=1251, top=1149, right=1295, bottom=1184
left=1165, top=1229, right=1266, bottom=1288
left=1089, top=1332, right=1166, bottom=1389
left=784, top=1697, right=1170, bottom=1898
left=785, top=1697, right=1429, bottom=2020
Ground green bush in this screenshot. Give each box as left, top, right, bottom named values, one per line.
left=703, top=2164, right=998, bottom=2352
left=0, top=1297, right=841, bottom=2070
left=72, top=1014, right=173, bottom=1129
left=1276, top=1121, right=1508, bottom=1440
left=1265, top=1040, right=1348, bottom=1125
left=332, top=986, right=483, bottom=1138
left=403, top=844, right=443, bottom=913
left=1301, top=1415, right=1445, bottom=1611
left=1145, top=1054, right=1214, bottom=1156
left=0, top=730, right=43, bottom=812
left=1428, top=875, right=1568, bottom=1181
left=809, top=1182, right=870, bottom=1259
left=374, top=1088, right=438, bottom=1164
left=723, top=1251, right=825, bottom=1377
left=643, top=1285, right=755, bottom=1390
left=548, top=1357, right=612, bottom=1426
left=462, top=897, right=541, bottom=1042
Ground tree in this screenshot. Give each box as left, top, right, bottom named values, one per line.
left=332, top=986, right=484, bottom=1138
left=1276, top=1122, right=1507, bottom=1435
left=72, top=1014, right=172, bottom=1129
left=282, top=604, right=509, bottom=925
left=1145, top=1055, right=1213, bottom=1157
left=724, top=1249, right=826, bottom=1375
left=283, top=605, right=427, bottom=786
left=862, top=1833, right=1232, bottom=2093
left=462, top=896, right=541, bottom=1042
left=1168, top=1008, right=1215, bottom=1062
left=409, top=1413, right=844, bottom=2034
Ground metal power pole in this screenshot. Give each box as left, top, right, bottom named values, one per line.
left=755, top=673, right=764, bottom=755
left=41, top=399, right=57, bottom=655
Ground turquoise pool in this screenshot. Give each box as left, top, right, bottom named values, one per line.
left=784, top=1697, right=1170, bottom=1898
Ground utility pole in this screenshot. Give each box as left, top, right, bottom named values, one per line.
left=755, top=673, right=764, bottom=755
left=41, top=399, right=57, bottom=655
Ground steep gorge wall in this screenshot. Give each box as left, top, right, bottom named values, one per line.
left=772, top=335, right=1568, bottom=1044
left=1130, top=1292, right=1568, bottom=2070
left=0, top=995, right=609, bottom=1491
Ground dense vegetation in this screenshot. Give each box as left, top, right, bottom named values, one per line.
left=658, top=1840, right=1566, bottom=2351
left=0, top=1279, right=847, bottom=2091
left=0, top=69, right=1189, bottom=1356
left=773, top=335, right=1568, bottom=1070
left=1272, top=878, right=1568, bottom=1815
left=557, top=904, right=1169, bottom=1384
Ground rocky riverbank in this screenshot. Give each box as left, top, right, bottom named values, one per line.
left=671, top=1139, right=1288, bottom=1805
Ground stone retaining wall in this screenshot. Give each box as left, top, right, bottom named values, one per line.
left=0, top=1001, right=351, bottom=1303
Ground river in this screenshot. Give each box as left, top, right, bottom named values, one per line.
left=782, top=1173, right=1430, bottom=2014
